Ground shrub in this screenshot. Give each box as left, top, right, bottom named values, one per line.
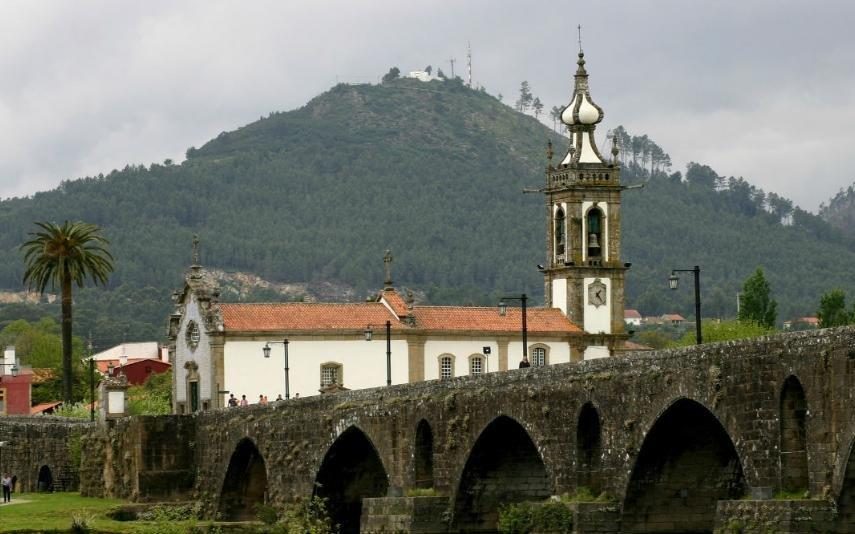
left=256, top=502, right=279, bottom=525
left=498, top=501, right=574, bottom=534
left=70, top=513, right=93, bottom=533
left=279, top=496, right=336, bottom=534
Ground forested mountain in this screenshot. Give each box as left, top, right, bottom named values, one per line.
left=0, top=77, right=851, bottom=348
left=820, top=183, right=855, bottom=238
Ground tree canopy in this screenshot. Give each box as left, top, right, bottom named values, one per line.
left=737, top=268, right=778, bottom=328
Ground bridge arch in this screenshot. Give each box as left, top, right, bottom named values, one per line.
left=414, top=419, right=434, bottom=489
left=314, top=425, right=389, bottom=534
left=217, top=437, right=268, bottom=521
left=37, top=464, right=53, bottom=492
left=577, top=401, right=603, bottom=495
left=621, top=397, right=745, bottom=533
left=779, top=375, right=809, bottom=493
left=832, top=423, right=855, bottom=529
left=452, top=414, right=551, bottom=532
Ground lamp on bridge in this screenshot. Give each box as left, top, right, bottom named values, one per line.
left=262, top=339, right=290, bottom=399
left=498, top=294, right=529, bottom=368
left=669, top=265, right=702, bottom=345
left=364, top=321, right=392, bottom=386
left=0, top=363, right=19, bottom=377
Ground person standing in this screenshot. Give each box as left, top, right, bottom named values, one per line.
left=239, top=395, right=248, bottom=407
left=2, top=473, right=11, bottom=503
left=227, top=394, right=238, bottom=408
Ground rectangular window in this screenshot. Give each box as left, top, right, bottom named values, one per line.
left=470, top=357, right=483, bottom=376
left=0, top=387, right=5, bottom=415
left=532, top=347, right=547, bottom=367
left=321, top=365, right=339, bottom=386
left=440, top=357, right=453, bottom=379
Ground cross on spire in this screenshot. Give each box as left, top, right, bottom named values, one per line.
left=383, top=249, right=393, bottom=289
left=192, top=234, right=200, bottom=265
left=578, top=24, right=583, bottom=53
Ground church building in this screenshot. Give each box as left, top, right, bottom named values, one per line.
left=167, top=50, right=629, bottom=413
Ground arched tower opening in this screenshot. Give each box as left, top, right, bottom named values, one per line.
left=586, top=207, right=604, bottom=258
left=414, top=419, right=434, bottom=489
left=554, top=206, right=566, bottom=257
left=218, top=438, right=268, bottom=521
left=453, top=415, right=550, bottom=532
left=780, top=375, right=809, bottom=493
left=622, top=399, right=745, bottom=533
left=577, top=402, right=602, bottom=494
left=314, top=426, right=388, bottom=534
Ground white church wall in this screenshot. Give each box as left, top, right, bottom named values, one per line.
left=223, top=338, right=410, bottom=403
left=423, top=338, right=571, bottom=379
left=174, top=293, right=213, bottom=405
left=551, top=278, right=568, bottom=316
left=584, top=345, right=610, bottom=360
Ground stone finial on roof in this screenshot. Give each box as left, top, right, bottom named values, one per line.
left=192, top=234, right=200, bottom=266
left=384, top=249, right=393, bottom=289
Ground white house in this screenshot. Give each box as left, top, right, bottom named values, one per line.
left=168, top=260, right=588, bottom=414
left=624, top=309, right=642, bottom=327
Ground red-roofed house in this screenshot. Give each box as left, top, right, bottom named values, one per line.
left=167, top=262, right=591, bottom=414
left=624, top=309, right=642, bottom=326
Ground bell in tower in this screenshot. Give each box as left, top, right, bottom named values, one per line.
left=541, top=44, right=629, bottom=360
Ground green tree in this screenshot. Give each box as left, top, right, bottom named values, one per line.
left=515, top=81, right=533, bottom=112
left=549, top=106, right=562, bottom=131
left=21, top=221, right=114, bottom=404
left=677, top=319, right=773, bottom=345
left=738, top=267, right=777, bottom=328
left=817, top=289, right=854, bottom=328
left=532, top=97, right=544, bottom=119
left=381, top=67, right=400, bottom=83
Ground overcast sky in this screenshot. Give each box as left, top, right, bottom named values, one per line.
left=1, top=0, right=853, bottom=211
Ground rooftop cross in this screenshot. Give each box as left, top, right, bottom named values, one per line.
left=384, top=249, right=393, bottom=288
left=578, top=24, right=583, bottom=54
left=192, top=234, right=200, bottom=265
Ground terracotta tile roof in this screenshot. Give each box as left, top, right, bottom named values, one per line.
left=662, top=314, right=686, bottom=321
left=624, top=309, right=642, bottom=319
left=221, top=302, right=402, bottom=332
left=380, top=289, right=409, bottom=317
left=221, top=302, right=581, bottom=335
left=412, top=306, right=581, bottom=334
left=31, top=368, right=56, bottom=384
left=31, top=401, right=62, bottom=415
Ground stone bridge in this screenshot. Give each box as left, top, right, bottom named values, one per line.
left=6, top=326, right=855, bottom=532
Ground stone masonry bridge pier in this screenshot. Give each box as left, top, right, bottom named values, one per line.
left=5, top=326, right=855, bottom=532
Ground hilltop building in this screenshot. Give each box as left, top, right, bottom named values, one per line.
left=167, top=52, right=632, bottom=413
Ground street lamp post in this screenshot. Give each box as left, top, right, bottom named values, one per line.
left=364, top=321, right=392, bottom=386
left=498, top=294, right=529, bottom=367
left=262, top=339, right=290, bottom=399
left=669, top=266, right=702, bottom=345
left=87, top=337, right=95, bottom=422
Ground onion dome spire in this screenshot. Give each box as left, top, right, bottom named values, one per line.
left=559, top=49, right=606, bottom=166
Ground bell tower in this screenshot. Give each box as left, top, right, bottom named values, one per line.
left=543, top=49, right=628, bottom=358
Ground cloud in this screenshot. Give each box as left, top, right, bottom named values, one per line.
left=0, top=0, right=852, bottom=209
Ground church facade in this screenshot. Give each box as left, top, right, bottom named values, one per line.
left=167, top=51, right=630, bottom=413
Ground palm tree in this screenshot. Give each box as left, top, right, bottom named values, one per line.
left=21, top=221, right=114, bottom=404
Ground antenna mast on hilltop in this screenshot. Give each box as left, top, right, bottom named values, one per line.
left=467, top=41, right=472, bottom=87
left=448, top=57, right=456, bottom=79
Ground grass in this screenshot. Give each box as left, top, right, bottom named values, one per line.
left=0, top=492, right=221, bottom=533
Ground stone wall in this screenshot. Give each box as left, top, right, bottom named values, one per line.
left=715, top=500, right=837, bottom=533
left=0, top=416, right=92, bottom=492
left=80, top=415, right=196, bottom=501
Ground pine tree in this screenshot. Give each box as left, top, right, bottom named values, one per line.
left=817, top=289, right=853, bottom=328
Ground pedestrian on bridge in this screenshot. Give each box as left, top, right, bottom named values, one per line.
left=2, top=473, right=11, bottom=503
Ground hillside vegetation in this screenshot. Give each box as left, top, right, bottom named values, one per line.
left=0, top=77, right=852, bottom=347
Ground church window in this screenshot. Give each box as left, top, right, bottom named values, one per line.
left=554, top=207, right=566, bottom=256
left=186, top=321, right=200, bottom=349
left=530, top=345, right=548, bottom=367
left=587, top=208, right=604, bottom=258
left=321, top=362, right=342, bottom=387
left=469, top=355, right=484, bottom=376
left=439, top=355, right=454, bottom=379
